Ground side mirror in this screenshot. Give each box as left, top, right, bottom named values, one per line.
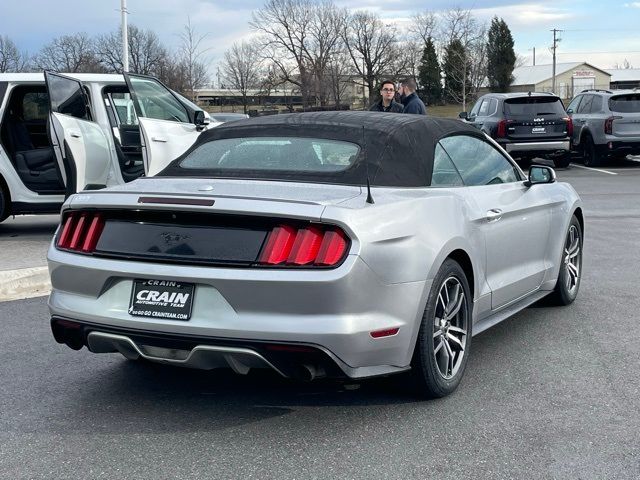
left=566, top=108, right=573, bottom=115
left=458, top=111, right=468, bottom=120
left=524, top=165, right=556, bottom=187
left=194, top=110, right=210, bottom=130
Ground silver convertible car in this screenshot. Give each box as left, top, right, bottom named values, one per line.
left=47, top=112, right=583, bottom=397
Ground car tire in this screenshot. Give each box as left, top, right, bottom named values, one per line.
left=411, top=258, right=472, bottom=398
left=0, top=183, right=10, bottom=223
left=548, top=215, right=583, bottom=306
left=583, top=136, right=602, bottom=167
left=553, top=154, right=571, bottom=169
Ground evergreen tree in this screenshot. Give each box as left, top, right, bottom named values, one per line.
left=418, top=37, right=442, bottom=105
left=487, top=17, right=516, bottom=92
left=442, top=38, right=471, bottom=104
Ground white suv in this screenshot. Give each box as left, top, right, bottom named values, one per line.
left=0, top=72, right=213, bottom=222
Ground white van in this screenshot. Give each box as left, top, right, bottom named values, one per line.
left=0, top=72, right=213, bottom=222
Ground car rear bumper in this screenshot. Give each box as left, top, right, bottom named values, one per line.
left=599, top=139, right=640, bottom=156
left=503, top=140, right=570, bottom=155
left=47, top=245, right=428, bottom=379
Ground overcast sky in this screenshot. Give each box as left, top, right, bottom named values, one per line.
left=2, top=0, right=639, bottom=77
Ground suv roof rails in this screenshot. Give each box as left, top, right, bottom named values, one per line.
left=580, top=89, right=613, bottom=94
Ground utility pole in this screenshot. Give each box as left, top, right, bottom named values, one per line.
left=121, top=0, right=129, bottom=72
left=551, top=29, right=562, bottom=93
left=532, top=47, right=536, bottom=66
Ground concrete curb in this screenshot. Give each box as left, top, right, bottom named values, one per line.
left=0, top=266, right=51, bottom=302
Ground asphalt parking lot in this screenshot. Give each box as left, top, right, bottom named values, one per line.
left=0, top=159, right=639, bottom=479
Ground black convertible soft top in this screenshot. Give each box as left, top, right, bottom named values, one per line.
left=159, top=111, right=481, bottom=187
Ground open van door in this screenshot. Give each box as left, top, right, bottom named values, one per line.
left=123, top=73, right=207, bottom=176
left=44, top=71, right=112, bottom=195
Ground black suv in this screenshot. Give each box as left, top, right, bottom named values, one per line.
left=460, top=92, right=573, bottom=168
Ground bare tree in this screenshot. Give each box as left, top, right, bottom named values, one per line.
left=178, top=18, right=211, bottom=100
left=33, top=33, right=103, bottom=73
left=96, top=25, right=168, bottom=75
left=410, top=11, right=437, bottom=46
left=438, top=8, right=487, bottom=109
left=325, top=51, right=353, bottom=107
left=0, top=35, right=29, bottom=72
left=221, top=41, right=263, bottom=113
left=342, top=11, right=400, bottom=102
left=251, top=0, right=347, bottom=108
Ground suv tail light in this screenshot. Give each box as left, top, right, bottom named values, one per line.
left=496, top=119, right=514, bottom=138
left=604, top=116, right=622, bottom=135
left=563, top=117, right=573, bottom=137
left=259, top=224, right=349, bottom=267
left=56, top=212, right=105, bottom=253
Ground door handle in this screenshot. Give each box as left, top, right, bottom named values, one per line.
left=69, top=130, right=81, bottom=138
left=151, top=137, right=168, bottom=143
left=486, top=209, right=503, bottom=222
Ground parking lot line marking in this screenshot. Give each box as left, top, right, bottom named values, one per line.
left=570, top=164, right=618, bottom=175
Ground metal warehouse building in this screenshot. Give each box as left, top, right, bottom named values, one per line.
left=504, top=62, right=611, bottom=99
left=606, top=69, right=640, bottom=90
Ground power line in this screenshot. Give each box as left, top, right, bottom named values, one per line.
left=557, top=51, right=640, bottom=55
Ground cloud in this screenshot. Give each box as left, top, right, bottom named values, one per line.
left=624, top=2, right=640, bottom=7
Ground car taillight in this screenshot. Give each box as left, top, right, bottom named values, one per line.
left=604, top=116, right=622, bottom=135
left=496, top=119, right=514, bottom=138
left=258, top=224, right=349, bottom=267
left=563, top=117, right=573, bottom=137
left=56, top=212, right=105, bottom=253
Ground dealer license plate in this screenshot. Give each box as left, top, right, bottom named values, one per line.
left=129, top=279, right=195, bottom=321
left=532, top=127, right=546, bottom=134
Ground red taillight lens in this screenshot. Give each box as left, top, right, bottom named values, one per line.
left=563, top=117, right=573, bottom=137
left=258, top=225, right=297, bottom=264
left=287, top=227, right=324, bottom=265
left=56, top=212, right=104, bottom=253
left=315, top=230, right=348, bottom=266
left=496, top=119, right=507, bottom=138
left=604, top=116, right=613, bottom=135
left=604, top=116, right=622, bottom=135
left=258, top=224, right=349, bottom=267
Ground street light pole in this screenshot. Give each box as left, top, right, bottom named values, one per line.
left=121, top=0, right=129, bottom=72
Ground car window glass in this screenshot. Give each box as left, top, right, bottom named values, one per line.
left=179, top=137, right=359, bottom=172
left=609, top=94, right=640, bottom=113
left=431, top=144, right=464, bottom=187
left=469, top=99, right=482, bottom=117
left=128, top=76, right=189, bottom=123
left=590, top=95, right=602, bottom=113
left=477, top=99, right=489, bottom=116
left=504, top=97, right=566, bottom=116
left=488, top=98, right=498, bottom=115
left=22, top=92, right=49, bottom=121
left=107, top=92, right=138, bottom=126
left=47, top=74, right=90, bottom=120
left=576, top=95, right=593, bottom=114
left=567, top=96, right=582, bottom=113
left=439, top=135, right=520, bottom=186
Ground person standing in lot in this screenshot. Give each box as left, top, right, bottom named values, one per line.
left=399, top=78, right=427, bottom=115
left=369, top=80, right=404, bottom=113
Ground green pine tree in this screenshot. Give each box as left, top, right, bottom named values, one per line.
left=487, top=17, right=516, bottom=92
left=418, top=37, right=442, bottom=106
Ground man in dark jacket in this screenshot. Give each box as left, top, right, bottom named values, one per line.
left=399, top=78, right=427, bottom=115
left=369, top=80, right=404, bottom=113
